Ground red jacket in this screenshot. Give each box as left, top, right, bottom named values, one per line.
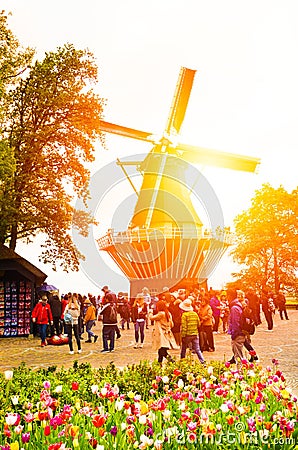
left=32, top=302, right=53, bottom=324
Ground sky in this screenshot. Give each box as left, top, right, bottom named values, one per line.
left=2, top=0, right=298, bottom=295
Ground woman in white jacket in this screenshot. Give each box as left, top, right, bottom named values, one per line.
left=149, top=300, right=179, bottom=363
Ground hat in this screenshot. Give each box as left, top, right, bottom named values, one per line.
left=101, top=285, right=109, bottom=291
left=179, top=298, right=193, bottom=312
left=171, top=291, right=179, bottom=299
left=162, top=286, right=169, bottom=292
left=84, top=298, right=92, bottom=304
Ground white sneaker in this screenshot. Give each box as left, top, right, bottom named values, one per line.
left=69, top=351, right=74, bottom=355
left=134, top=343, right=139, bottom=348
left=78, top=349, right=82, bottom=354
left=139, top=343, right=143, bottom=348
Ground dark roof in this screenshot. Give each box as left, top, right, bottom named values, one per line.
left=0, top=244, right=47, bottom=285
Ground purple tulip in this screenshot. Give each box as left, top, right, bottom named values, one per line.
left=110, top=425, right=118, bottom=436
left=22, top=432, right=30, bottom=443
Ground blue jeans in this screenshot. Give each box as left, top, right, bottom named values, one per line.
left=102, top=325, right=115, bottom=351
left=38, top=324, right=48, bottom=343
left=134, top=320, right=145, bottom=343
left=181, top=335, right=205, bottom=363
left=86, top=320, right=96, bottom=339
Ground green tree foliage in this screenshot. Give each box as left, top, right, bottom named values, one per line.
left=0, top=11, right=105, bottom=271
left=229, top=183, right=298, bottom=294
left=0, top=11, right=34, bottom=96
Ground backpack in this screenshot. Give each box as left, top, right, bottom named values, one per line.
left=240, top=307, right=255, bottom=335
left=64, top=312, right=73, bottom=325
left=108, top=304, right=118, bottom=323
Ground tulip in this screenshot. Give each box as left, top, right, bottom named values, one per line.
left=91, top=384, right=99, bottom=394
left=177, top=379, right=184, bottom=389
left=4, top=370, right=13, bottom=380
left=11, top=395, right=19, bottom=405
left=69, top=425, right=80, bottom=437
left=21, top=432, right=30, bottom=443
left=44, top=425, right=51, bottom=436
left=110, top=425, right=118, bottom=436
left=5, top=413, right=20, bottom=426
left=43, top=381, right=51, bottom=389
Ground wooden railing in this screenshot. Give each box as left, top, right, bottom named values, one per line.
left=97, top=226, right=233, bottom=249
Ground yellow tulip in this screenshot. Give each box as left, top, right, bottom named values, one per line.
left=10, top=443, right=19, bottom=450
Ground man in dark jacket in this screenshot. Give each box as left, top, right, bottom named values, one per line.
left=48, top=295, right=62, bottom=336
left=98, top=293, right=118, bottom=352
left=228, top=290, right=246, bottom=362
left=101, top=285, right=121, bottom=339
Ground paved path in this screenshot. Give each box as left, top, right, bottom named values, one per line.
left=0, top=311, right=297, bottom=393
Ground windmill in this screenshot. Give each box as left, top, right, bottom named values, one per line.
left=97, top=67, right=260, bottom=297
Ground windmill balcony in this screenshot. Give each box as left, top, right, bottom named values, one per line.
left=97, top=226, right=233, bottom=250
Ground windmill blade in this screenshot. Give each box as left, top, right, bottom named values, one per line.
left=100, top=120, right=155, bottom=143
left=176, top=143, right=260, bottom=173
left=165, top=67, right=196, bottom=136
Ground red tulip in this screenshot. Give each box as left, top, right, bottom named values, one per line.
left=92, top=414, right=106, bottom=428
left=44, top=425, right=51, bottom=436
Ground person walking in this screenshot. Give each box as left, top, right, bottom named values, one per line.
left=179, top=298, right=205, bottom=364
left=227, top=290, right=247, bottom=363
left=219, top=291, right=230, bottom=333
left=101, top=285, right=121, bottom=339
left=83, top=298, right=98, bottom=343
left=117, top=293, right=131, bottom=330
left=48, top=294, right=62, bottom=336
left=31, top=296, right=53, bottom=347
left=246, top=287, right=262, bottom=326
left=276, top=290, right=289, bottom=320
left=149, top=300, right=178, bottom=364
left=60, top=294, right=69, bottom=334
left=228, top=292, right=258, bottom=364
left=63, top=295, right=82, bottom=355
left=131, top=293, right=148, bottom=348
left=261, top=289, right=274, bottom=331
left=98, top=293, right=118, bottom=353
left=198, top=296, right=215, bottom=352
left=142, top=287, right=152, bottom=329
left=209, top=292, right=221, bottom=333
left=168, top=292, right=182, bottom=346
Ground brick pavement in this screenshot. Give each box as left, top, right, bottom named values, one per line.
left=0, top=310, right=297, bottom=393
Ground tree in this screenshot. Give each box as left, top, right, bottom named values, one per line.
left=0, top=12, right=105, bottom=271
left=229, top=183, right=298, bottom=294
left=0, top=11, right=34, bottom=95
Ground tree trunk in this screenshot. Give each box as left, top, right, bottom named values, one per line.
left=273, top=247, right=279, bottom=292
left=9, top=224, right=17, bottom=250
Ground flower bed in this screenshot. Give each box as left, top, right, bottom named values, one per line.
left=0, top=358, right=297, bottom=449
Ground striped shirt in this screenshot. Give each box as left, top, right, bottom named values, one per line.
left=181, top=311, right=200, bottom=337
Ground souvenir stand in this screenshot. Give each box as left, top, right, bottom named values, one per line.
left=0, top=244, right=47, bottom=338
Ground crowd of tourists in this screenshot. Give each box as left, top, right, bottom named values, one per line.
left=31, top=284, right=289, bottom=364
